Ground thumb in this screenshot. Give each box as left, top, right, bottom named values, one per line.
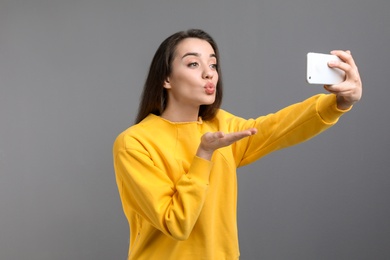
left=203, top=131, right=225, bottom=143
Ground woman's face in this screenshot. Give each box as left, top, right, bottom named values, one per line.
left=164, top=38, right=219, bottom=109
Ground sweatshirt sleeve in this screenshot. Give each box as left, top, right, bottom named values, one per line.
left=113, top=135, right=213, bottom=241
left=228, top=94, right=350, bottom=167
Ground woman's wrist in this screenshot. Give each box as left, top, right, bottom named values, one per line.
left=196, top=146, right=214, bottom=161
left=336, top=95, right=354, bottom=110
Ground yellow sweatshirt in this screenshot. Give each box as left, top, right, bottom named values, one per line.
left=113, top=94, right=349, bottom=260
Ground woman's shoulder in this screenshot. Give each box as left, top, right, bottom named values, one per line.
left=113, top=114, right=163, bottom=148
left=213, top=108, right=236, bottom=120
left=211, top=109, right=247, bottom=124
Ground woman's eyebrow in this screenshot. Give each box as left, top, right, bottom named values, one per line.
left=181, top=52, right=217, bottom=59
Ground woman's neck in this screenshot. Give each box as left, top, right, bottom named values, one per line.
left=161, top=105, right=200, bottom=122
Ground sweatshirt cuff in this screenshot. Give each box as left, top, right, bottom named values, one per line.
left=317, top=94, right=352, bottom=124
left=186, top=156, right=213, bottom=184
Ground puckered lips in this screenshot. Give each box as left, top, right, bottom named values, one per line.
left=204, top=82, right=215, bottom=95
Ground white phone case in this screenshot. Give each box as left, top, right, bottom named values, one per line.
left=306, top=52, right=345, bottom=85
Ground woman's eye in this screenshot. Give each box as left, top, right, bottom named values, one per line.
left=210, top=64, right=218, bottom=70
left=188, top=62, right=199, bottom=68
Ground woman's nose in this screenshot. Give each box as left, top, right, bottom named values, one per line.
left=203, top=68, right=214, bottom=79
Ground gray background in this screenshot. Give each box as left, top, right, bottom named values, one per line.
left=1, top=0, right=389, bottom=259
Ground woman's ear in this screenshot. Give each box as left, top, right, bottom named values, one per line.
left=163, top=77, right=171, bottom=89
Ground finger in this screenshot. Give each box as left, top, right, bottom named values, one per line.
left=202, top=131, right=224, bottom=143
left=328, top=59, right=353, bottom=75
left=225, top=128, right=257, bottom=143
left=324, top=85, right=339, bottom=94
left=234, top=128, right=257, bottom=138
left=248, top=128, right=258, bottom=135
left=215, top=131, right=225, bottom=139
left=324, top=84, right=345, bottom=93
left=324, top=83, right=358, bottom=97
left=330, top=50, right=357, bottom=68
left=328, top=58, right=359, bottom=82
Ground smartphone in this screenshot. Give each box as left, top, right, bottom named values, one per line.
left=306, top=52, right=345, bottom=85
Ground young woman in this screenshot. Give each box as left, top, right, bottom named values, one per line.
left=113, top=29, right=362, bottom=259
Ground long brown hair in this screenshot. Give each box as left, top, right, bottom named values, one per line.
left=135, top=29, right=223, bottom=124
